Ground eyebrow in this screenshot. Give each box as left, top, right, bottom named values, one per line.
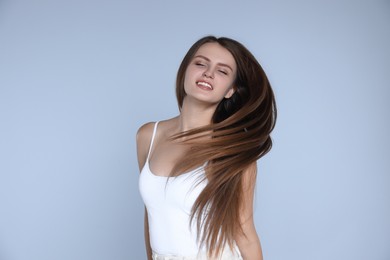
left=193, top=55, right=234, bottom=72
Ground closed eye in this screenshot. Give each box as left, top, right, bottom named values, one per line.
left=218, top=70, right=228, bottom=75
left=195, top=62, right=206, bottom=67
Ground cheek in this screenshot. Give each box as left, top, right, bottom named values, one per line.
left=184, top=67, right=194, bottom=82
left=183, top=73, right=190, bottom=89
left=183, top=67, right=199, bottom=89
left=220, top=78, right=235, bottom=91
left=183, top=75, right=193, bottom=94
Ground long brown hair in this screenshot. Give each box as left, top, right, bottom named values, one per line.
left=172, top=36, right=276, bottom=257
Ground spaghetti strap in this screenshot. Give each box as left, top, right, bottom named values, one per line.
left=146, top=121, right=159, bottom=160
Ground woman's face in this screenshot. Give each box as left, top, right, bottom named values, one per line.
left=183, top=42, right=237, bottom=106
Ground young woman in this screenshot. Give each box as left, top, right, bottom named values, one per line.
left=137, top=36, right=276, bottom=260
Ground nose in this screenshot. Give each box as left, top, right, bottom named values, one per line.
left=203, top=69, right=214, bottom=79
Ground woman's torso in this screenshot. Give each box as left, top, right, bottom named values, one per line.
left=138, top=121, right=208, bottom=256
left=138, top=121, right=242, bottom=259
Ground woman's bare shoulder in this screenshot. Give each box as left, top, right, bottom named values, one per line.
left=136, top=117, right=175, bottom=146
left=136, top=122, right=156, bottom=171
left=136, top=122, right=155, bottom=144
left=135, top=118, right=177, bottom=170
left=136, top=118, right=175, bottom=140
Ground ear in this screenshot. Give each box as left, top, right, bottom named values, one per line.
left=224, top=86, right=235, bottom=99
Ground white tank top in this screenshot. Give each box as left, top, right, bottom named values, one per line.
left=138, top=122, right=208, bottom=255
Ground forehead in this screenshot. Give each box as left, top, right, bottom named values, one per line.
left=194, top=42, right=237, bottom=70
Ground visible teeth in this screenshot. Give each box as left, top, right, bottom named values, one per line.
left=197, top=82, right=212, bottom=89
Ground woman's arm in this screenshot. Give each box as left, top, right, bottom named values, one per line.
left=144, top=208, right=152, bottom=260
left=136, top=123, right=154, bottom=260
left=235, top=162, right=263, bottom=260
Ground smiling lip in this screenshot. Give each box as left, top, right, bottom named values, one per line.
left=196, top=81, right=213, bottom=90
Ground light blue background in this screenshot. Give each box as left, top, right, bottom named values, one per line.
left=0, top=1, right=389, bottom=259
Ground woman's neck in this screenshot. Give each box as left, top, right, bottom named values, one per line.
left=177, top=98, right=217, bottom=132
